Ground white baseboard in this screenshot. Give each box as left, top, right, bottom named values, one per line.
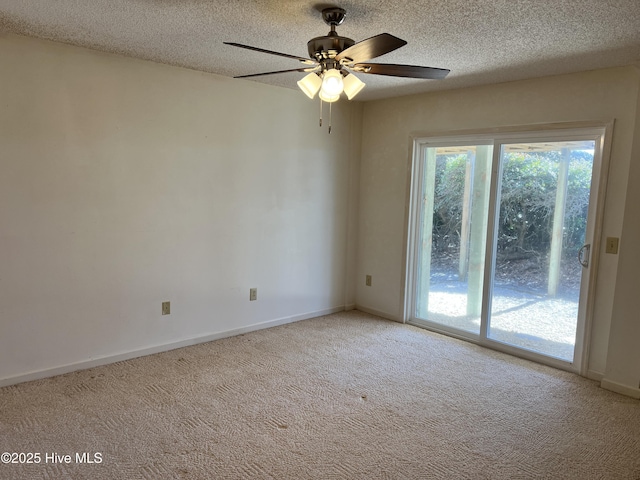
left=344, top=303, right=357, bottom=311
left=601, top=378, right=640, bottom=399
left=586, top=370, right=604, bottom=382
left=0, top=305, right=346, bottom=388
left=355, top=304, right=402, bottom=323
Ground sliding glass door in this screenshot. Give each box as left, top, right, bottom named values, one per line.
left=408, top=128, right=606, bottom=371
left=487, top=141, right=595, bottom=362
left=413, top=143, right=493, bottom=336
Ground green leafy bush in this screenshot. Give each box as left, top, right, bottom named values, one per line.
left=432, top=150, right=592, bottom=258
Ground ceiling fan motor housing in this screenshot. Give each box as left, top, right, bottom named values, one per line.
left=308, top=7, right=354, bottom=63
left=307, top=34, right=355, bottom=61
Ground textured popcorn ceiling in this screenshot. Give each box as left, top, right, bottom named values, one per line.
left=1, top=1, right=639, bottom=101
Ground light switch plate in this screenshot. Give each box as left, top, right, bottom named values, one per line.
left=606, top=237, right=619, bottom=254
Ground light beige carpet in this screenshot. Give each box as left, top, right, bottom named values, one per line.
left=1, top=310, right=639, bottom=479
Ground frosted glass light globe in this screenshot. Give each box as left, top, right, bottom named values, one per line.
left=343, top=73, right=366, bottom=100
left=320, top=69, right=344, bottom=97
left=319, top=91, right=340, bottom=103
left=297, top=73, right=322, bottom=99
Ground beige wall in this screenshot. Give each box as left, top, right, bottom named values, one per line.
left=356, top=66, right=640, bottom=394
left=0, top=33, right=362, bottom=383
left=604, top=75, right=640, bottom=396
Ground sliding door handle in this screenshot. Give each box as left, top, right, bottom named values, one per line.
left=578, top=244, right=590, bottom=268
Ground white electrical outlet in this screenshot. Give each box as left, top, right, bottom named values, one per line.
left=162, top=301, right=170, bottom=315
left=249, top=288, right=257, bottom=301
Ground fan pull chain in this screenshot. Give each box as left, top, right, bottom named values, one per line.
left=318, top=97, right=332, bottom=134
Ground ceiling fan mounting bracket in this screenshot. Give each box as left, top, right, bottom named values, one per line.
left=322, top=7, right=347, bottom=27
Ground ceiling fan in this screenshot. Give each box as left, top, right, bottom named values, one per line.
left=224, top=7, right=449, bottom=130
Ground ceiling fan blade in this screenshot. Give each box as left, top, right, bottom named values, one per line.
left=354, top=63, right=450, bottom=79
left=336, top=33, right=407, bottom=63
left=224, top=42, right=316, bottom=65
left=234, top=67, right=317, bottom=79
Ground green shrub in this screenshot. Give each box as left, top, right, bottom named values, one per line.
left=431, top=150, right=592, bottom=258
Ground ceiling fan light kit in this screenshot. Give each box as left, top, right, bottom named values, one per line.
left=225, top=7, right=450, bottom=132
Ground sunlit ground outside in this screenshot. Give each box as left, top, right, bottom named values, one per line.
left=425, top=274, right=577, bottom=361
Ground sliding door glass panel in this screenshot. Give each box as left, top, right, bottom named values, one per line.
left=487, top=141, right=595, bottom=361
left=415, top=144, right=493, bottom=334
